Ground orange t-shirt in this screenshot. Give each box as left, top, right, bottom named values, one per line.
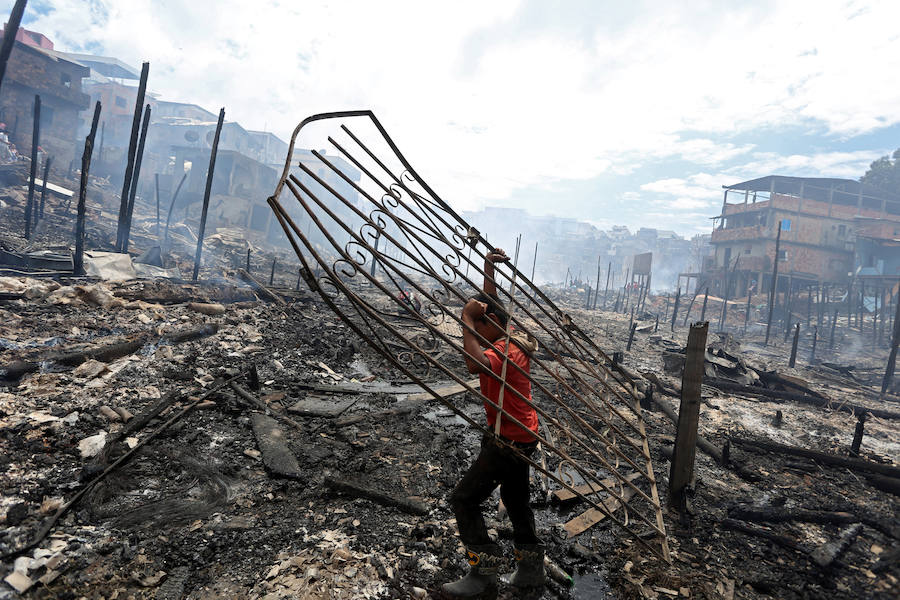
left=480, top=339, right=538, bottom=442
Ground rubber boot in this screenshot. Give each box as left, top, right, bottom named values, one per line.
left=441, top=544, right=503, bottom=599
left=509, top=544, right=546, bottom=589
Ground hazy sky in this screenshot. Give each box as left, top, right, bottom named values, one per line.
left=12, top=0, right=900, bottom=236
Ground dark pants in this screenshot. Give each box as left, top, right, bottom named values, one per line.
left=449, top=432, right=541, bottom=547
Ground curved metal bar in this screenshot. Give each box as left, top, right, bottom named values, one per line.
left=269, top=194, right=667, bottom=547
left=267, top=111, right=670, bottom=562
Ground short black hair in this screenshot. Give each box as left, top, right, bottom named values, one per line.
left=473, top=291, right=508, bottom=327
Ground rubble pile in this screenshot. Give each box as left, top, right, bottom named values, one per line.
left=0, top=171, right=897, bottom=599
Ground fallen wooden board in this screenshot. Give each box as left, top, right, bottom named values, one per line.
left=554, top=472, right=637, bottom=503
left=250, top=414, right=302, bottom=479
left=563, top=472, right=640, bottom=538
left=406, top=378, right=479, bottom=402
left=324, top=476, right=428, bottom=515
left=734, top=437, right=900, bottom=478
left=32, top=177, right=74, bottom=198
left=289, top=396, right=357, bottom=417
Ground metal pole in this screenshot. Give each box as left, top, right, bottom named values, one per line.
left=192, top=108, right=225, bottom=281
left=121, top=104, right=151, bottom=253
left=0, top=0, right=28, bottom=97
left=116, top=62, right=149, bottom=251
left=73, top=102, right=101, bottom=276
left=764, top=222, right=783, bottom=346
left=669, top=321, right=709, bottom=512
left=24, top=94, right=39, bottom=239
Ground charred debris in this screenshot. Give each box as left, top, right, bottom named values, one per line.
left=0, top=10, right=896, bottom=599
left=0, top=108, right=895, bottom=600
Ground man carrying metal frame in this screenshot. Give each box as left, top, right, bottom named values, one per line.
left=443, top=249, right=544, bottom=599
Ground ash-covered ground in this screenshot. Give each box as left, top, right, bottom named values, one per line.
left=0, top=176, right=898, bottom=600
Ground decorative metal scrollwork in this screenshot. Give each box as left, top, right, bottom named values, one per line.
left=267, top=110, right=670, bottom=562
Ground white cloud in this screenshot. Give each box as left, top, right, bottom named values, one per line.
left=11, top=0, right=900, bottom=231
left=725, top=149, right=887, bottom=179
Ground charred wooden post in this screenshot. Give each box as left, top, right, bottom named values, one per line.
left=882, top=283, right=900, bottom=396
left=602, top=261, right=611, bottom=309
left=654, top=313, right=659, bottom=332
left=784, top=275, right=795, bottom=334
left=789, top=323, right=800, bottom=368
left=97, top=120, right=105, bottom=164
left=817, top=282, right=824, bottom=328
left=592, top=255, right=602, bottom=310
left=700, top=287, right=709, bottom=322
left=0, top=0, right=27, bottom=96
left=829, top=309, right=838, bottom=349
left=116, top=62, right=149, bottom=252
left=859, top=280, right=865, bottom=331
left=744, top=285, right=753, bottom=334
left=296, top=267, right=302, bottom=291
left=24, top=95, right=39, bottom=239
left=38, top=155, right=51, bottom=220
left=765, top=222, right=783, bottom=346
left=192, top=107, right=225, bottom=281
left=810, top=325, right=818, bottom=363
left=682, top=285, right=701, bottom=326
left=811, top=523, right=862, bottom=569
left=154, top=173, right=160, bottom=238
left=162, top=171, right=187, bottom=246
left=73, top=102, right=102, bottom=276
left=668, top=321, right=708, bottom=512
left=246, top=247, right=251, bottom=272
left=627, top=321, right=637, bottom=351
left=720, top=258, right=739, bottom=332
left=121, top=104, right=151, bottom=252
left=269, top=258, right=276, bottom=286
left=670, top=287, right=681, bottom=332
left=806, top=284, right=813, bottom=327
left=846, top=279, right=854, bottom=331
left=850, top=412, right=867, bottom=457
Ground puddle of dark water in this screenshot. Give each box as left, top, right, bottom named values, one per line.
left=572, top=571, right=615, bottom=599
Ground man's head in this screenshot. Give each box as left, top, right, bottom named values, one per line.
left=471, top=292, right=508, bottom=344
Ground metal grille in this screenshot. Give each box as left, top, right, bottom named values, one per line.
left=267, top=111, right=669, bottom=561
